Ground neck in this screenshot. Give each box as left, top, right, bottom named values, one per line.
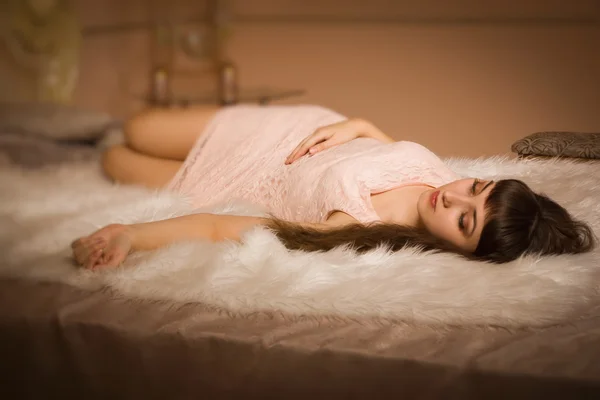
left=371, top=186, right=429, bottom=228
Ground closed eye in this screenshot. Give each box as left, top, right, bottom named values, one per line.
left=458, top=213, right=466, bottom=231
left=471, top=179, right=479, bottom=195
left=460, top=179, right=480, bottom=233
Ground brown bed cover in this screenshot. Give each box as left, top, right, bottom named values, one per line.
left=1, top=277, right=599, bottom=399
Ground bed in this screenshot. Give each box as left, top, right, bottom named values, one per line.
left=1, top=106, right=600, bottom=399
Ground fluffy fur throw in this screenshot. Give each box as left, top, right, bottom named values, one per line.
left=1, top=155, right=599, bottom=327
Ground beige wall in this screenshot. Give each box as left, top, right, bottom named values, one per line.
left=73, top=0, right=600, bottom=157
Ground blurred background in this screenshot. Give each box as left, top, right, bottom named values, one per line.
left=1, top=0, right=599, bottom=157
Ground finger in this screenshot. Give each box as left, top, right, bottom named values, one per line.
left=287, top=132, right=328, bottom=164
left=72, top=232, right=98, bottom=248
left=302, top=135, right=332, bottom=157
left=91, top=254, right=109, bottom=270
left=93, top=252, right=122, bottom=270
left=74, top=236, right=104, bottom=261
left=309, top=137, right=339, bottom=154
left=94, top=246, right=124, bottom=269
left=85, top=249, right=103, bottom=270
left=75, top=237, right=95, bottom=254
left=86, top=236, right=105, bottom=246
left=81, top=236, right=95, bottom=246
left=299, top=136, right=323, bottom=156
left=90, top=239, right=106, bottom=252
left=286, top=128, right=330, bottom=164
left=308, top=144, right=321, bottom=154
left=286, top=137, right=310, bottom=164
left=79, top=240, right=105, bottom=262
left=73, top=246, right=86, bottom=265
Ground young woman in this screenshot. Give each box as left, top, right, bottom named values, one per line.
left=72, top=105, right=595, bottom=270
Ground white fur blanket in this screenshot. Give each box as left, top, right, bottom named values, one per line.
left=1, top=153, right=599, bottom=328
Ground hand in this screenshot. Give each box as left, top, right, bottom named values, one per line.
left=71, top=224, right=132, bottom=270
left=285, top=118, right=376, bottom=165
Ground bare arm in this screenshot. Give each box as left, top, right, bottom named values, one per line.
left=286, top=118, right=395, bottom=164
left=129, top=213, right=270, bottom=251
left=354, top=118, right=396, bottom=144
left=71, top=213, right=327, bottom=269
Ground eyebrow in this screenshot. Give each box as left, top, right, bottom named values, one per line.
left=470, top=180, right=494, bottom=236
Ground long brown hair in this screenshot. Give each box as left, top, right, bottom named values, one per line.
left=265, top=179, right=596, bottom=263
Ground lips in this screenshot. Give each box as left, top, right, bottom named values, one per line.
left=431, top=190, right=439, bottom=210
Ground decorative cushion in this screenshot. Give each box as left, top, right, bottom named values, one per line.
left=512, top=131, right=600, bottom=159
left=0, top=101, right=120, bottom=142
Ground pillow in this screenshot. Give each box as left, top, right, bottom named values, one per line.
left=511, top=131, right=600, bottom=159
left=0, top=101, right=121, bottom=142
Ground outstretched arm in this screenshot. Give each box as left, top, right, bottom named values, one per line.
left=72, top=213, right=269, bottom=270
left=130, top=213, right=269, bottom=250
left=71, top=213, right=325, bottom=270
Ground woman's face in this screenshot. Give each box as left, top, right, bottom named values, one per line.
left=416, top=178, right=495, bottom=252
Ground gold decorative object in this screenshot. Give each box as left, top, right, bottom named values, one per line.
left=2, top=0, right=81, bottom=103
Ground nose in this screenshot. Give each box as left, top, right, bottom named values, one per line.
left=442, top=191, right=470, bottom=208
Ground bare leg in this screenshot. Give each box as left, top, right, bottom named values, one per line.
left=102, top=105, right=220, bottom=188
left=123, top=105, right=221, bottom=161
left=101, top=145, right=182, bottom=189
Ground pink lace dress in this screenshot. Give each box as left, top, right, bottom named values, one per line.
left=167, top=105, right=460, bottom=224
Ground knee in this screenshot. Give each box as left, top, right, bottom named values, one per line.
left=101, top=145, right=126, bottom=180
left=123, top=110, right=164, bottom=153
left=123, top=110, right=155, bottom=151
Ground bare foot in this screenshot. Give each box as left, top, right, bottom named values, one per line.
left=71, top=224, right=132, bottom=270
